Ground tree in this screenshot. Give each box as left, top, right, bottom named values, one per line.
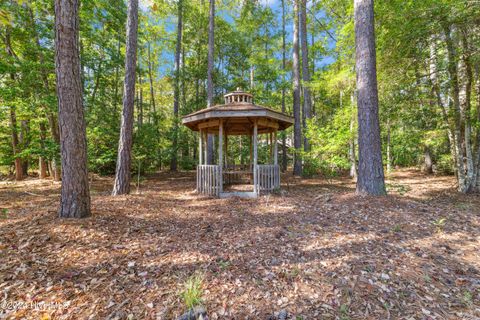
left=206, top=0, right=215, bottom=164
left=300, top=0, right=312, bottom=152
left=281, top=0, right=288, bottom=172
left=170, top=0, right=183, bottom=171
left=354, top=0, right=385, bottom=195
left=112, top=0, right=139, bottom=195
left=55, top=0, right=91, bottom=218
left=292, top=0, right=302, bottom=176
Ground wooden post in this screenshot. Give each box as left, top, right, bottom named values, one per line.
left=274, top=130, right=278, bottom=165
left=203, top=130, right=207, bottom=166
left=199, top=129, right=203, bottom=165
left=225, top=133, right=228, bottom=169
left=218, top=120, right=223, bottom=194
left=270, top=132, right=273, bottom=163
left=253, top=120, right=258, bottom=195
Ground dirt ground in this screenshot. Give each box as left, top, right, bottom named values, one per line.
left=0, top=169, right=479, bottom=319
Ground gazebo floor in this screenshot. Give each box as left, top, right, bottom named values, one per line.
left=220, top=184, right=257, bottom=199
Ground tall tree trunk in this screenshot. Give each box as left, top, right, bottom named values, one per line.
left=171, top=0, right=183, bottom=171
left=20, top=120, right=30, bottom=175
left=349, top=92, right=357, bottom=179
left=114, top=34, right=121, bottom=113
left=137, top=65, right=143, bottom=127
left=354, top=0, right=386, bottom=195
left=386, top=117, right=392, bottom=174
left=4, top=27, right=23, bottom=181
left=55, top=0, right=91, bottom=217
left=147, top=42, right=156, bottom=123
left=29, top=7, right=61, bottom=180
left=443, top=24, right=466, bottom=192
left=281, top=0, right=288, bottom=172
left=112, top=0, right=139, bottom=195
left=48, top=114, right=62, bottom=181
left=206, top=0, right=215, bottom=164
left=458, top=28, right=475, bottom=192
left=292, top=0, right=302, bottom=176
left=39, top=122, right=48, bottom=179
left=300, top=0, right=312, bottom=153
left=429, top=36, right=457, bottom=176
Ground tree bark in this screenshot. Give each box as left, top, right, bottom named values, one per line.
left=55, top=0, right=91, bottom=217
left=292, top=0, right=302, bottom=176
left=112, top=0, right=139, bottom=195
left=281, top=0, right=288, bottom=172
left=147, top=42, right=156, bottom=123
left=39, top=122, right=48, bottom=179
left=206, top=0, right=215, bottom=164
left=300, top=0, right=312, bottom=152
left=20, top=119, right=30, bottom=175
left=4, top=27, right=23, bottom=181
left=171, top=0, right=183, bottom=171
left=349, top=92, right=357, bottom=179
left=443, top=24, right=466, bottom=192
left=354, top=0, right=386, bottom=195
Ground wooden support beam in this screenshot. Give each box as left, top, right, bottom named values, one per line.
left=218, top=120, right=223, bottom=194
left=274, top=130, right=278, bottom=166
left=199, top=129, right=203, bottom=165
left=198, top=119, right=220, bottom=129
left=253, top=120, right=258, bottom=195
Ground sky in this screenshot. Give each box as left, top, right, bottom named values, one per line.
left=140, top=0, right=336, bottom=78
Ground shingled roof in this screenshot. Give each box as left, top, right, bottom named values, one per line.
left=182, top=90, right=293, bottom=135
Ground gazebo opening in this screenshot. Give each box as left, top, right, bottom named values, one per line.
left=182, top=89, right=293, bottom=198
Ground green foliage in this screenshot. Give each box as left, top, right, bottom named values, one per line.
left=180, top=273, right=204, bottom=310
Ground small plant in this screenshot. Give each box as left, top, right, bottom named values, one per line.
left=461, top=290, right=473, bottom=307
left=432, top=217, right=447, bottom=232
left=218, top=260, right=230, bottom=271
left=1, top=209, right=8, bottom=219
left=339, top=304, right=350, bottom=320
left=385, top=183, right=411, bottom=196
left=391, top=224, right=402, bottom=233
left=180, top=274, right=204, bottom=310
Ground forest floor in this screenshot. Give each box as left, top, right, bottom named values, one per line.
left=0, top=169, right=479, bottom=320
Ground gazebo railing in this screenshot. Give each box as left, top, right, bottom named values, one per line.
left=255, top=164, right=280, bottom=193
left=197, top=165, right=221, bottom=196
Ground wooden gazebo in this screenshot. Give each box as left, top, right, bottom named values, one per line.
left=182, top=89, right=293, bottom=198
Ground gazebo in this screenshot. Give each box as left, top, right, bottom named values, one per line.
left=182, top=89, right=293, bottom=198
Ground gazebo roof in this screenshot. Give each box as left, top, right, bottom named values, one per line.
left=182, top=89, right=294, bottom=135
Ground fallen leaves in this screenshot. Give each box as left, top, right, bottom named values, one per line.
left=0, top=170, right=479, bottom=319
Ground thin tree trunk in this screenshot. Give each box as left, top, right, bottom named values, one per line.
left=4, top=27, right=23, bottom=181
left=147, top=42, right=156, bottom=123
left=48, top=114, right=61, bottom=181
left=349, top=92, right=357, bottom=179
left=55, top=0, right=91, bottom=217
left=206, top=0, right=215, bottom=164
left=114, top=34, right=121, bottom=113
left=171, top=0, right=183, bottom=171
left=20, top=120, right=30, bottom=175
left=443, top=23, right=466, bottom=192
left=39, top=122, right=48, bottom=178
left=137, top=65, right=143, bottom=127
left=354, top=0, right=385, bottom=195
left=386, top=117, right=392, bottom=174
left=429, top=36, right=457, bottom=175
left=292, top=0, right=302, bottom=176
left=300, top=0, right=312, bottom=153
left=459, top=28, right=475, bottom=192
left=112, top=0, right=139, bottom=195
left=281, top=0, right=288, bottom=172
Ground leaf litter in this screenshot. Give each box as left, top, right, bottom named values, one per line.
left=0, top=169, right=479, bottom=319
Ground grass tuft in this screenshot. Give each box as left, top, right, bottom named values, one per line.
left=180, top=273, right=204, bottom=310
